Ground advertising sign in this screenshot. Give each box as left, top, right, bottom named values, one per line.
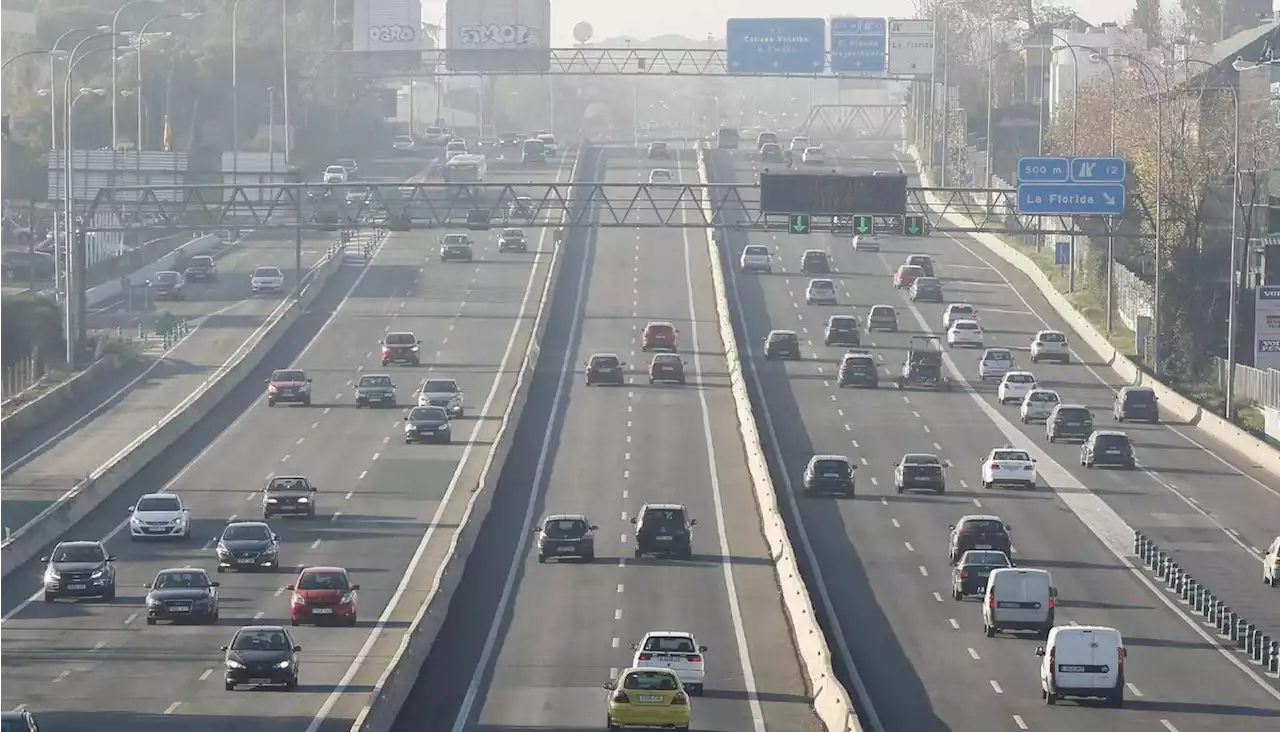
left=445, top=0, right=552, bottom=73
left=354, top=0, right=422, bottom=53
left=1255, top=286, right=1280, bottom=370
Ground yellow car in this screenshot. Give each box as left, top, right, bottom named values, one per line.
left=604, top=667, right=692, bottom=730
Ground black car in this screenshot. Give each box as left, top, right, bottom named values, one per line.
left=824, top=316, right=861, bottom=347
left=263, top=475, right=318, bottom=518
left=803, top=455, right=856, bottom=496
left=894, top=453, right=946, bottom=494
left=801, top=249, right=831, bottom=274
left=222, top=625, right=301, bottom=690
left=536, top=514, right=598, bottom=562
left=380, top=332, right=421, bottom=366
left=632, top=504, right=696, bottom=559
left=1114, top=386, right=1158, bottom=423
left=150, top=270, right=186, bottom=300
left=215, top=521, right=280, bottom=572
left=440, top=234, right=474, bottom=262
left=145, top=567, right=220, bottom=624
left=764, top=330, right=800, bottom=360
left=41, top=540, right=116, bottom=602
left=1082, top=430, right=1136, bottom=469
left=404, top=406, right=452, bottom=444
left=910, top=276, right=944, bottom=302
left=1046, top=404, right=1094, bottom=442
left=585, top=353, right=626, bottom=386
left=184, top=255, right=218, bottom=282
left=948, top=515, right=1012, bottom=564
left=837, top=352, right=878, bottom=388
left=951, top=550, right=1013, bottom=599
left=355, top=373, right=397, bottom=407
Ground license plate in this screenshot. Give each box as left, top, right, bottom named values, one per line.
left=598, top=368, right=613, bottom=372
left=67, top=584, right=86, bottom=590
left=250, top=678, right=274, bottom=684
left=656, top=535, right=673, bottom=541
left=637, top=695, right=663, bottom=703
left=974, top=544, right=992, bottom=549
left=312, top=608, right=333, bottom=614
left=368, top=396, right=383, bottom=401
left=557, top=546, right=575, bottom=553
left=418, top=428, right=434, bottom=434
left=237, top=558, right=255, bottom=564
left=1066, top=422, right=1080, bottom=426
left=170, top=605, right=191, bottom=613
left=1058, top=665, right=1086, bottom=673
left=1107, top=449, right=1122, bottom=454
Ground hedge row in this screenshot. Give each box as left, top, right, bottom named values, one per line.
left=2, top=293, right=64, bottom=370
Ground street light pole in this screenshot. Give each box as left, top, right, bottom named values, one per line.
left=231, top=0, right=246, bottom=177
left=282, top=0, right=291, bottom=162
left=110, top=0, right=145, bottom=147
left=132, top=13, right=200, bottom=151
left=1091, top=53, right=1119, bottom=337
left=1050, top=37, right=1081, bottom=292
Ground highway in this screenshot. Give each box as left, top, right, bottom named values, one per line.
left=706, top=147, right=1280, bottom=732
left=0, top=149, right=577, bottom=732
left=392, top=146, right=822, bottom=731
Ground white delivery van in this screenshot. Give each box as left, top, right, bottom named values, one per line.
left=982, top=567, right=1055, bottom=638
left=1036, top=625, right=1127, bottom=707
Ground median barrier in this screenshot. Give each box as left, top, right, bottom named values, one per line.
left=348, top=147, right=597, bottom=732
left=905, top=147, right=1280, bottom=479
left=696, top=147, right=864, bottom=732
left=0, top=235, right=362, bottom=578
left=83, top=233, right=222, bottom=306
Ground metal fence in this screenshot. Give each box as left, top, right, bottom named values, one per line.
left=1212, top=357, right=1280, bottom=409
left=2, top=355, right=47, bottom=399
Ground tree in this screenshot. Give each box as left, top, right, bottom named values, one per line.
left=1130, top=0, right=1163, bottom=46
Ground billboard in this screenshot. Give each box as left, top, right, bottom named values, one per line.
left=353, top=0, right=422, bottom=53
left=445, top=0, right=552, bottom=73
left=1255, top=285, right=1280, bottom=370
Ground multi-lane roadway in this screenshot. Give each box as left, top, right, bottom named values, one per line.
left=707, top=146, right=1280, bottom=732
left=0, top=150, right=577, bottom=731
left=393, top=146, right=822, bottom=731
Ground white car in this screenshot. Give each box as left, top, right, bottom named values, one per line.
left=322, top=165, right=347, bottom=184
left=418, top=378, right=464, bottom=416
left=536, top=133, right=558, bottom=157
left=852, top=233, right=880, bottom=252
left=392, top=134, right=416, bottom=151
left=445, top=140, right=467, bottom=160
left=250, top=265, right=284, bottom=295
left=631, top=631, right=707, bottom=695
left=740, top=244, right=772, bottom=273
left=1038, top=626, right=1127, bottom=706
left=648, top=168, right=673, bottom=184
left=128, top=492, right=190, bottom=540
left=1030, top=329, right=1071, bottom=364
left=997, top=371, right=1038, bottom=404
left=789, top=136, right=809, bottom=153
left=802, top=146, right=826, bottom=165
left=420, top=127, right=448, bottom=145
left=805, top=278, right=838, bottom=305
left=1020, top=389, right=1062, bottom=424
left=979, top=348, right=1016, bottom=380
left=946, top=319, right=984, bottom=347
left=981, top=446, right=1038, bottom=490
left=1263, top=536, right=1280, bottom=587
left=942, top=303, right=978, bottom=330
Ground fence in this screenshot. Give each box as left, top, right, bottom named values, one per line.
left=1212, top=357, right=1280, bottom=409
left=2, top=355, right=48, bottom=399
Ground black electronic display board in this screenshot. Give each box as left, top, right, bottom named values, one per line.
left=759, top=173, right=909, bottom=216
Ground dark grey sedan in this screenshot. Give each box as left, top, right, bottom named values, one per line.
left=404, top=406, right=452, bottom=443
left=355, top=374, right=397, bottom=408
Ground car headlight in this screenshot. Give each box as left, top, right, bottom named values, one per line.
left=148, top=597, right=162, bottom=606
left=274, top=660, right=292, bottom=669
left=130, top=516, right=142, bottom=525
left=339, top=592, right=354, bottom=604
left=292, top=593, right=306, bottom=605
left=266, top=497, right=278, bottom=503
left=296, top=497, right=309, bottom=503
left=263, top=546, right=278, bottom=555
left=91, top=568, right=106, bottom=579
left=410, top=345, right=419, bottom=351
left=174, top=516, right=185, bottom=525
left=44, top=569, right=60, bottom=582
left=216, top=543, right=230, bottom=555
left=225, top=660, right=244, bottom=669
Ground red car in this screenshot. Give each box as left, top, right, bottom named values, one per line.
left=894, top=264, right=923, bottom=289
left=641, top=321, right=678, bottom=352
left=287, top=566, right=358, bottom=626
left=266, top=368, right=312, bottom=407
left=648, top=354, right=687, bottom=384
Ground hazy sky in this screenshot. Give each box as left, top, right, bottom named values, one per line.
left=425, top=1, right=1137, bottom=46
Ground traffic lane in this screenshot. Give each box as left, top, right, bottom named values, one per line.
left=735, top=228, right=1280, bottom=730
left=0, top=227, right=542, bottom=721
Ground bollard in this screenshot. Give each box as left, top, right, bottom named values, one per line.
left=1134, top=531, right=1144, bottom=557
left=1234, top=616, right=1247, bottom=643
left=1268, top=641, right=1279, bottom=674
left=1194, top=585, right=1208, bottom=615
left=1210, top=598, right=1223, bottom=624
left=138, top=323, right=145, bottom=340
left=1220, top=608, right=1234, bottom=634
left=1250, top=629, right=1263, bottom=662
left=1165, top=562, right=1180, bottom=588
left=1179, top=575, right=1192, bottom=602
left=1242, top=623, right=1255, bottom=651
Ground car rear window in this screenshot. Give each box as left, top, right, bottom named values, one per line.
left=908, top=255, right=931, bottom=265
left=642, top=509, right=686, bottom=529
left=1006, top=374, right=1035, bottom=384
left=769, top=332, right=798, bottom=343
left=422, top=380, right=457, bottom=392
left=1039, top=332, right=1066, bottom=343
left=591, top=355, right=619, bottom=367
left=623, top=670, right=679, bottom=691
left=1056, top=407, right=1091, bottom=420
left=813, top=459, right=851, bottom=476
left=951, top=305, right=975, bottom=315
left=653, top=354, right=681, bottom=364
left=903, top=454, right=940, bottom=465
left=829, top=317, right=855, bottom=327
left=1125, top=390, right=1155, bottom=403
left=954, top=321, right=980, bottom=330
left=647, top=324, right=674, bottom=334
left=386, top=333, right=416, bottom=345
left=155, top=271, right=180, bottom=283
left=899, top=265, right=922, bottom=276
left=843, top=357, right=873, bottom=368
left=253, top=267, right=281, bottom=278
left=744, top=245, right=770, bottom=257
left=190, top=256, right=214, bottom=266
left=992, top=450, right=1031, bottom=462
left=1028, top=391, right=1059, bottom=402
left=810, top=280, right=834, bottom=290
left=871, top=306, right=895, bottom=316
left=962, top=520, right=1006, bottom=534
left=544, top=519, right=587, bottom=538
left=984, top=351, right=1012, bottom=361
left=915, top=277, right=941, bottom=288
left=963, top=551, right=1011, bottom=566
left=1094, top=434, right=1131, bottom=448
left=644, top=636, right=696, bottom=653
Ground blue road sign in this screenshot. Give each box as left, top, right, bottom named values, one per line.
left=1070, top=156, right=1126, bottom=183
left=830, top=17, right=886, bottom=73
left=726, top=18, right=827, bottom=74
left=1017, top=157, right=1070, bottom=183
left=1017, top=183, right=1127, bottom=216
left=1054, top=241, right=1071, bottom=266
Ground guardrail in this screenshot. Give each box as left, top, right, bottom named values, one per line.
left=1133, top=531, right=1280, bottom=676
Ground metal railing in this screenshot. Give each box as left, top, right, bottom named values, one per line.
left=1212, top=358, right=1280, bottom=409
left=1, top=355, right=48, bottom=399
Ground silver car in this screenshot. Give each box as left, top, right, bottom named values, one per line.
left=805, top=278, right=838, bottom=305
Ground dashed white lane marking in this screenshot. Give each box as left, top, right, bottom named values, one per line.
left=311, top=422, right=319, bottom=429
left=310, top=538, right=322, bottom=549
left=890, top=518, right=900, bottom=528
left=296, top=437, right=305, bottom=445
left=323, top=407, right=332, bottom=415
left=52, top=670, right=70, bottom=683
left=989, top=680, right=1003, bottom=694
left=932, top=442, right=942, bottom=451
left=918, top=565, right=928, bottom=577
left=253, top=611, right=265, bottom=621
left=358, top=470, right=367, bottom=481
left=967, top=647, right=980, bottom=660
left=1126, top=682, right=1143, bottom=697
left=904, top=542, right=915, bottom=552
left=620, top=512, right=629, bottom=522
left=344, top=491, right=354, bottom=500
left=959, top=479, right=969, bottom=489
left=1160, top=720, right=1179, bottom=732
left=948, top=618, right=960, bottom=630
left=1013, top=715, right=1028, bottom=730
left=612, top=637, right=620, bottom=649
left=610, top=666, right=619, bottom=679
left=92, top=640, right=106, bottom=652
left=622, top=489, right=629, bottom=499
left=932, top=592, right=944, bottom=602
left=870, top=477, right=878, bottom=486
left=280, top=454, right=291, bottom=462
left=163, top=702, right=182, bottom=714
left=620, top=534, right=628, bottom=544
left=973, top=499, right=984, bottom=507
left=624, top=452, right=631, bottom=460
left=125, top=613, right=137, bottom=624
left=614, top=608, right=623, bottom=620
left=274, top=587, right=286, bottom=597
left=371, top=452, right=381, bottom=461
left=198, top=669, right=213, bottom=681
left=623, top=469, right=630, bottom=479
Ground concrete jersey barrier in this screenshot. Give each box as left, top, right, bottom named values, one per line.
left=695, top=147, right=864, bottom=732
left=905, top=147, right=1280, bottom=479
left=348, top=147, right=597, bottom=732
left=0, top=235, right=362, bottom=578
left=84, top=233, right=222, bottom=307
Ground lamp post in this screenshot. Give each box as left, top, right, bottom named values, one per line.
left=231, top=0, right=248, bottom=176
left=1090, top=52, right=1120, bottom=338
left=1107, top=51, right=1167, bottom=376
left=1049, top=38, right=1082, bottom=292
left=132, top=12, right=201, bottom=151
left=110, top=0, right=148, bottom=146
left=282, top=0, right=291, bottom=162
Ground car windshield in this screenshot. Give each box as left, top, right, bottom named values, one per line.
left=1057, top=408, right=1091, bottom=420
left=268, top=477, right=309, bottom=493
left=1029, top=391, right=1059, bottom=403
left=360, top=375, right=392, bottom=387
left=501, top=229, right=524, bottom=238
left=223, top=525, right=270, bottom=541
left=992, top=450, right=1031, bottom=462
left=962, top=520, right=1006, bottom=534
left=253, top=267, right=280, bottom=278
left=136, top=496, right=181, bottom=512
left=591, top=355, right=619, bottom=367
left=52, top=544, right=104, bottom=562
left=409, top=407, right=448, bottom=421
left=272, top=370, right=305, bottom=382
left=298, top=571, right=349, bottom=590
left=386, top=333, right=416, bottom=345
left=231, top=629, right=290, bottom=651
left=154, top=570, right=210, bottom=589
left=325, top=166, right=344, bottom=174
left=643, top=636, right=697, bottom=653
left=155, top=272, right=179, bottom=283
left=190, top=256, right=213, bottom=267
left=813, top=460, right=851, bottom=476
left=961, top=551, right=1011, bottom=567
left=1039, top=332, right=1066, bottom=343
left=423, top=380, right=458, bottom=393
left=903, top=454, right=941, bottom=465
left=1125, top=390, right=1155, bottom=404
left=762, top=143, right=781, bottom=153
left=1006, top=374, right=1035, bottom=384
left=623, top=670, right=679, bottom=691
left=544, top=519, right=588, bottom=538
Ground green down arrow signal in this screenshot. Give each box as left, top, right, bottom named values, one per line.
left=853, top=215, right=871, bottom=234
left=789, top=214, right=811, bottom=234
left=904, top=215, right=924, bottom=236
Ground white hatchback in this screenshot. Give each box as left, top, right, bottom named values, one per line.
left=129, top=493, right=191, bottom=540
left=943, top=303, right=978, bottom=330
left=1030, top=329, right=1070, bottom=364
left=979, top=348, right=1015, bottom=380
left=805, top=278, right=838, bottom=305
left=946, top=319, right=984, bottom=347
left=631, top=631, right=707, bottom=695
left=997, top=371, right=1038, bottom=405
left=1020, top=389, right=1061, bottom=424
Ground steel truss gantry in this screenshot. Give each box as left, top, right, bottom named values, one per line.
left=391, top=48, right=913, bottom=78
left=802, top=105, right=905, bottom=141
left=82, top=182, right=1095, bottom=236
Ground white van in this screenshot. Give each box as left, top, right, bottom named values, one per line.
left=1036, top=625, right=1127, bottom=707
left=982, top=567, right=1055, bottom=638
